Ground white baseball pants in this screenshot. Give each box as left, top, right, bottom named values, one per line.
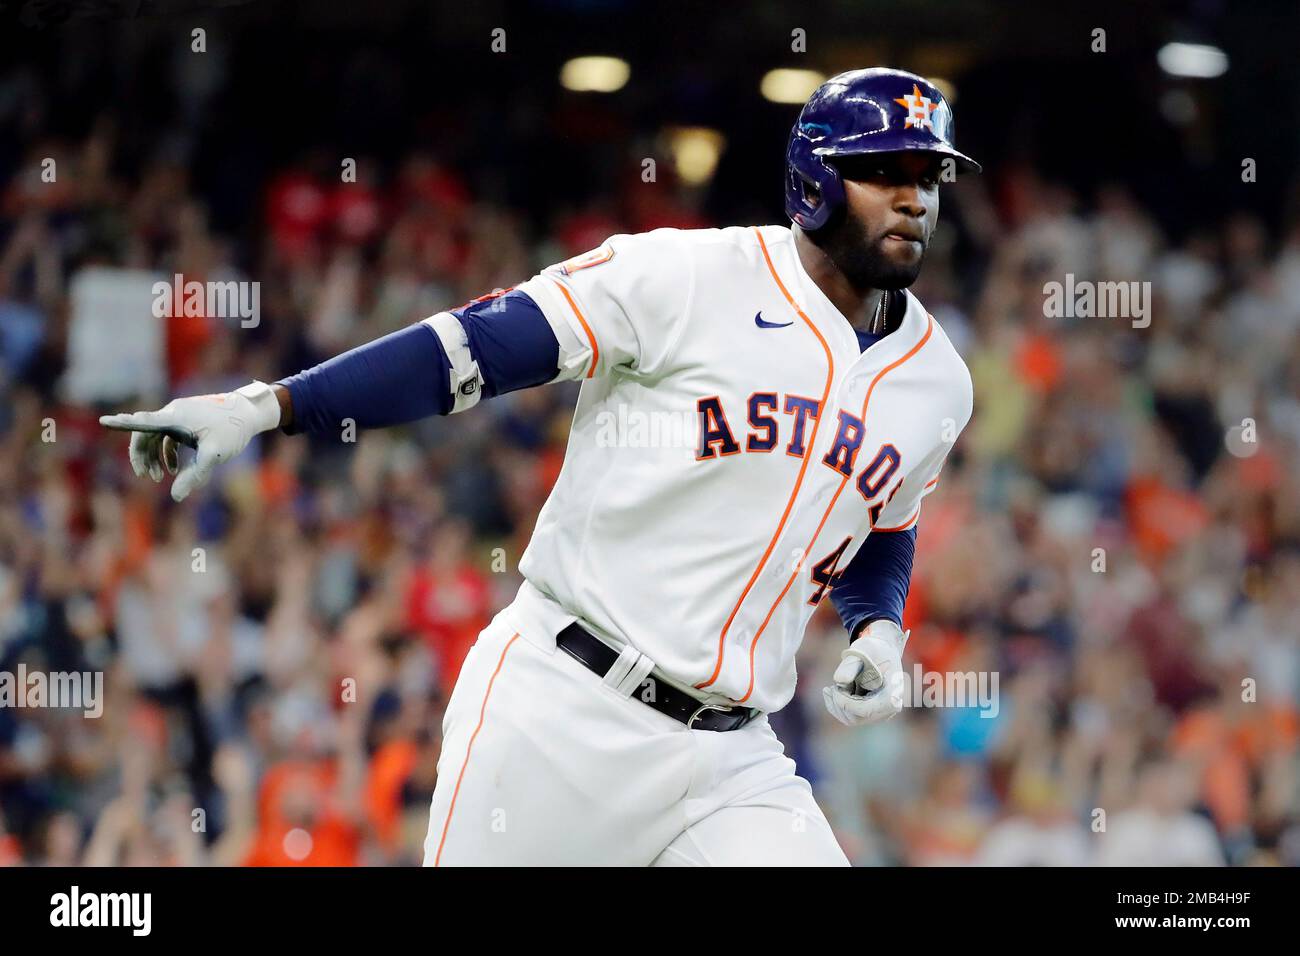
left=423, top=584, right=848, bottom=866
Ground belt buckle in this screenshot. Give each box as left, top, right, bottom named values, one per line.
left=687, top=699, right=738, bottom=730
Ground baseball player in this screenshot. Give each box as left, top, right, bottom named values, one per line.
left=102, top=68, right=978, bottom=866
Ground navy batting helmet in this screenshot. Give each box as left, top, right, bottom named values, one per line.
left=785, top=68, right=981, bottom=231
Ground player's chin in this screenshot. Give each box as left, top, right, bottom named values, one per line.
left=873, top=254, right=925, bottom=290
left=873, top=236, right=924, bottom=275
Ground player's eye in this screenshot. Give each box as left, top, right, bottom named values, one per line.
left=835, top=156, right=941, bottom=188
left=835, top=158, right=889, bottom=182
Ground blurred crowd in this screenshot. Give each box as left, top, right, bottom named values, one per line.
left=1, top=54, right=1299, bottom=868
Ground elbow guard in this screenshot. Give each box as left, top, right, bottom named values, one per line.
left=425, top=287, right=563, bottom=412
left=422, top=311, right=484, bottom=413
left=447, top=286, right=564, bottom=405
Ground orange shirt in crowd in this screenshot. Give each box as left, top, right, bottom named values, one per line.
left=1172, top=704, right=1299, bottom=832
left=165, top=298, right=213, bottom=388
left=243, top=759, right=360, bottom=867
left=1014, top=330, right=1063, bottom=394
left=1125, top=476, right=1209, bottom=563
left=364, top=739, right=418, bottom=850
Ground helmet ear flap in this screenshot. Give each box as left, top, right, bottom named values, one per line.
left=816, top=156, right=845, bottom=221
left=785, top=139, right=846, bottom=232
left=802, top=156, right=845, bottom=232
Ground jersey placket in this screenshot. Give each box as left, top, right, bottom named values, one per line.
left=720, top=252, right=864, bottom=703
left=757, top=301, right=932, bottom=634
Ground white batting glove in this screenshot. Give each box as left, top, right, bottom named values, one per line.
left=822, top=619, right=910, bottom=727
left=99, top=381, right=282, bottom=502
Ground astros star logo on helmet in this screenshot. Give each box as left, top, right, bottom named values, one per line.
left=894, top=83, right=938, bottom=130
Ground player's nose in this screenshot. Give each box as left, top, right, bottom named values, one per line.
left=891, top=184, right=927, bottom=219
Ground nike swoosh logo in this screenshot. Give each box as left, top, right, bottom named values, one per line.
left=755, top=312, right=793, bottom=329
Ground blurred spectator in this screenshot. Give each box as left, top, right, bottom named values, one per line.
left=1095, top=761, right=1226, bottom=866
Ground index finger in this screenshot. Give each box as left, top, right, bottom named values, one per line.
left=99, top=413, right=199, bottom=448
left=100, top=410, right=167, bottom=432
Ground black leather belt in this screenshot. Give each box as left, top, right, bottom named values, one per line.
left=555, top=622, right=759, bottom=732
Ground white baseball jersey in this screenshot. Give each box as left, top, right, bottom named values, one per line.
left=507, top=224, right=972, bottom=713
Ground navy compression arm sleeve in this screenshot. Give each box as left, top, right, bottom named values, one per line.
left=828, top=526, right=917, bottom=636
left=277, top=290, right=560, bottom=435
left=278, top=323, right=450, bottom=434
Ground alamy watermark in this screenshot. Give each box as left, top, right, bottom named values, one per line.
left=50, top=886, right=150, bottom=936
left=595, top=406, right=697, bottom=450
left=152, top=274, right=260, bottom=328
left=884, top=664, right=1000, bottom=718
left=1043, top=273, right=1150, bottom=329
left=0, top=664, right=103, bottom=718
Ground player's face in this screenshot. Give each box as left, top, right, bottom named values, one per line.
left=822, top=152, right=942, bottom=291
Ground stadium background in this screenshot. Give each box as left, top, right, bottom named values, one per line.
left=1, top=0, right=1298, bottom=866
